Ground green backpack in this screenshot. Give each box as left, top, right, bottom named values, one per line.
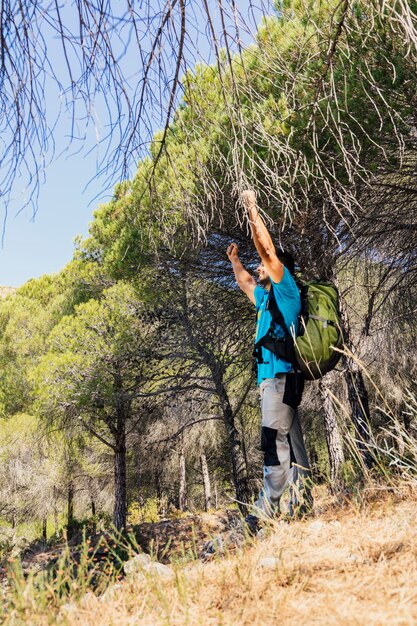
left=254, top=280, right=343, bottom=380
left=295, top=282, right=343, bottom=380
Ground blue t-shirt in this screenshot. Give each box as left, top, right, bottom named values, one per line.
left=254, top=267, right=301, bottom=385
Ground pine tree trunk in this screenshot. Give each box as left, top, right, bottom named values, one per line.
left=344, top=362, right=373, bottom=467
left=227, top=424, right=251, bottom=511
left=67, top=480, right=75, bottom=538
left=53, top=486, right=59, bottom=537
left=91, top=492, right=97, bottom=534
left=113, top=378, right=128, bottom=532
left=134, top=444, right=141, bottom=500
left=179, top=449, right=187, bottom=511
left=54, top=506, right=59, bottom=537
left=339, top=296, right=373, bottom=468
left=223, top=406, right=251, bottom=512
left=114, top=442, right=127, bottom=531
left=212, top=371, right=250, bottom=511
left=320, top=373, right=345, bottom=490
left=200, top=453, right=211, bottom=511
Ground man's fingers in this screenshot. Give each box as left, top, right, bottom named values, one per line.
left=226, top=243, right=238, bottom=258
left=241, top=189, right=256, bottom=209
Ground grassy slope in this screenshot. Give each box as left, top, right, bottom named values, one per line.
left=52, top=489, right=417, bottom=626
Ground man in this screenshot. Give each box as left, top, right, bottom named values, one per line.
left=227, top=190, right=312, bottom=531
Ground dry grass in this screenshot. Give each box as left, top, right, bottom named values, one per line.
left=23, top=489, right=415, bottom=626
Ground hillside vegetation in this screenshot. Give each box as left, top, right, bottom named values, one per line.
left=0, top=288, right=15, bottom=300
left=1, top=1, right=417, bottom=622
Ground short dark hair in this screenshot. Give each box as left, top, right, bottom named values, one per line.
left=276, top=249, right=295, bottom=275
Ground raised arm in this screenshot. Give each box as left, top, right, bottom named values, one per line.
left=226, top=243, right=256, bottom=305
left=241, top=190, right=284, bottom=284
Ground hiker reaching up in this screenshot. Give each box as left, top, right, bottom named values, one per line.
left=226, top=189, right=313, bottom=533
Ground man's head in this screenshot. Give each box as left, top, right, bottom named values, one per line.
left=256, top=249, right=296, bottom=286
left=256, top=263, right=270, bottom=286
left=276, top=249, right=296, bottom=275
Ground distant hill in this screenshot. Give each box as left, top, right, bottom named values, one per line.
left=0, top=286, right=16, bottom=300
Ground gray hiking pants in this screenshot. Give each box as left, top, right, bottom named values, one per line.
left=254, top=375, right=312, bottom=517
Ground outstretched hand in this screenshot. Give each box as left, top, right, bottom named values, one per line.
left=226, top=242, right=239, bottom=262
left=241, top=189, right=257, bottom=211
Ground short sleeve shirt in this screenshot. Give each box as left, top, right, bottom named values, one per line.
left=254, top=267, right=301, bottom=385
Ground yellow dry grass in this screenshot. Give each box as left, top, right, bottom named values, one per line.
left=24, top=492, right=417, bottom=625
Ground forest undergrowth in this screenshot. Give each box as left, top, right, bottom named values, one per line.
left=2, top=480, right=417, bottom=626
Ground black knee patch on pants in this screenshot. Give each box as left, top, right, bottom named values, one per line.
left=261, top=426, right=280, bottom=466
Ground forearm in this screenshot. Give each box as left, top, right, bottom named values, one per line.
left=231, top=257, right=253, bottom=289
left=248, top=204, right=276, bottom=261
left=241, top=190, right=284, bottom=284
left=226, top=241, right=256, bottom=303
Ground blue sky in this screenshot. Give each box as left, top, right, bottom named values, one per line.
left=0, top=143, right=110, bottom=287
left=0, top=1, right=270, bottom=287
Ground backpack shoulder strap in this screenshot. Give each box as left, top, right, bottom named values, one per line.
left=266, top=286, right=292, bottom=338
left=253, top=286, right=297, bottom=367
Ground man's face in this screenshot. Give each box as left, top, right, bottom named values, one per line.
left=256, top=263, right=270, bottom=286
